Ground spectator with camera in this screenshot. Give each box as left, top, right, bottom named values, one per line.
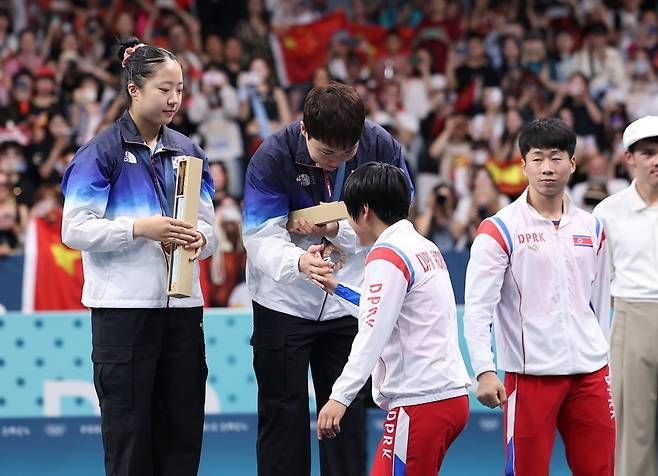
left=453, top=165, right=509, bottom=250
left=0, top=141, right=36, bottom=208
left=428, top=115, right=473, bottom=195
left=189, top=68, right=244, bottom=196
left=570, top=152, right=628, bottom=212
left=0, top=170, right=25, bottom=255
left=416, top=181, right=459, bottom=252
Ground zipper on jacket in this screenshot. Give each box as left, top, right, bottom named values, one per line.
left=554, top=222, right=574, bottom=371
left=128, top=139, right=175, bottom=307
left=315, top=238, right=333, bottom=320
left=316, top=292, right=329, bottom=321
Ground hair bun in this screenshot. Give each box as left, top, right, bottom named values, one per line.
left=116, top=36, right=142, bottom=62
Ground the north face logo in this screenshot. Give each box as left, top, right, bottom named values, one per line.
left=124, top=151, right=137, bottom=163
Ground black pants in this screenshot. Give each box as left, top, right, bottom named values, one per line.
left=91, top=307, right=208, bottom=476
left=251, top=301, right=367, bottom=476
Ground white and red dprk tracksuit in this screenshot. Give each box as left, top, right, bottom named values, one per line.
left=331, top=219, right=471, bottom=475
left=464, top=190, right=615, bottom=476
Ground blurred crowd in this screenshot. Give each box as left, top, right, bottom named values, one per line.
left=0, top=0, right=655, bottom=306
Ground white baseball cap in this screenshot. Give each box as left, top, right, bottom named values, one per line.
left=623, top=115, right=658, bottom=150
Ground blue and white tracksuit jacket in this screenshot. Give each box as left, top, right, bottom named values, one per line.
left=242, top=119, right=414, bottom=320
left=61, top=111, right=218, bottom=308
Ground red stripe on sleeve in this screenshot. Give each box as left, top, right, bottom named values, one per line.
left=597, top=229, right=606, bottom=254
left=366, top=247, right=411, bottom=287
left=476, top=219, right=509, bottom=255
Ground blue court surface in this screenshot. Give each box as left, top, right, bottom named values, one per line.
left=0, top=309, right=579, bottom=475
left=0, top=412, right=573, bottom=475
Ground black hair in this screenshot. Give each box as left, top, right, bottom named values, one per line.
left=0, top=9, right=12, bottom=33
left=628, top=136, right=658, bottom=153
left=0, top=141, right=24, bottom=155
left=116, top=37, right=179, bottom=105
left=524, top=30, right=545, bottom=42
left=569, top=71, right=590, bottom=87
left=584, top=21, right=609, bottom=37
left=343, top=162, right=410, bottom=225
left=249, top=56, right=279, bottom=89
left=385, top=28, right=401, bottom=39
left=12, top=69, right=33, bottom=86
left=466, top=31, right=485, bottom=42
left=303, top=82, right=366, bottom=150
left=518, top=117, right=576, bottom=159
left=18, top=28, right=35, bottom=41
left=469, top=164, right=498, bottom=192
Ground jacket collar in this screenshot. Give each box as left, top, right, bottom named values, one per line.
left=518, top=187, right=576, bottom=226
left=374, top=219, right=413, bottom=245
left=294, top=128, right=315, bottom=166
left=117, top=110, right=185, bottom=154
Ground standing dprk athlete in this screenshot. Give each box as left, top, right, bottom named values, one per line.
left=464, top=118, right=615, bottom=476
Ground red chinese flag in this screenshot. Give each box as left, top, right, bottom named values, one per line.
left=270, top=12, right=347, bottom=86
left=22, top=210, right=85, bottom=312
left=345, top=22, right=415, bottom=58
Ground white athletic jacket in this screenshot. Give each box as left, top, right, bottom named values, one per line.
left=464, top=189, right=610, bottom=378
left=329, top=220, right=470, bottom=411
left=61, top=112, right=218, bottom=308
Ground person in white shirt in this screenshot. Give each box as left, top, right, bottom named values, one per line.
left=464, top=118, right=615, bottom=476
left=312, top=162, right=471, bottom=476
left=593, top=115, right=658, bottom=476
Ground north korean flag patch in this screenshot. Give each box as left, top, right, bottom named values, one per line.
left=573, top=235, right=593, bottom=247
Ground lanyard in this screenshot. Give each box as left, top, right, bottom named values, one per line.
left=323, top=162, right=346, bottom=202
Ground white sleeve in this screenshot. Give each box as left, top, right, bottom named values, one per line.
left=592, top=207, right=615, bottom=289
left=463, top=221, right=509, bottom=378
left=62, top=208, right=134, bottom=252
left=329, top=258, right=407, bottom=407
left=243, top=217, right=306, bottom=284
left=329, top=219, right=368, bottom=255
left=61, top=145, right=135, bottom=252
left=242, top=152, right=306, bottom=284
left=195, top=197, right=218, bottom=261
left=591, top=221, right=611, bottom=340
left=196, top=156, right=219, bottom=260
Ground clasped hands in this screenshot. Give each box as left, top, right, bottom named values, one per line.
left=134, top=215, right=205, bottom=261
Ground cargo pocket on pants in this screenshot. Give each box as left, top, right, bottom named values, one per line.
left=92, top=345, right=134, bottom=409
left=251, top=332, right=286, bottom=399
